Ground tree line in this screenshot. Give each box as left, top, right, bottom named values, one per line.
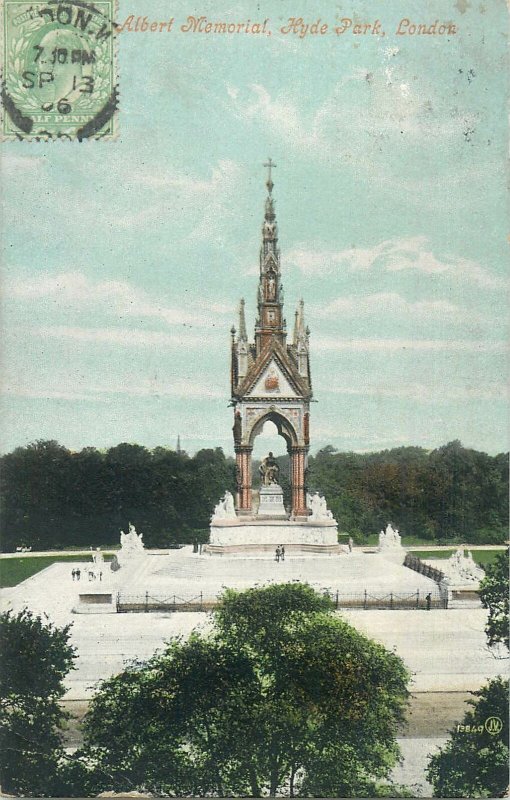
left=0, top=438, right=507, bottom=551
left=0, top=441, right=235, bottom=551
left=308, top=440, right=508, bottom=544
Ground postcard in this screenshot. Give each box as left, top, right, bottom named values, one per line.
left=1, top=0, right=508, bottom=797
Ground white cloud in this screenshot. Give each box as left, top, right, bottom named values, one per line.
left=313, top=336, right=507, bottom=354
left=286, top=236, right=506, bottom=289
left=1, top=386, right=100, bottom=401
left=89, top=376, right=224, bottom=399
left=324, top=381, right=508, bottom=402
left=114, top=159, right=243, bottom=241
left=313, top=292, right=481, bottom=324
left=228, top=74, right=479, bottom=166
left=81, top=374, right=224, bottom=400
left=311, top=423, right=424, bottom=449
left=28, top=325, right=209, bottom=348
left=231, top=84, right=320, bottom=156
left=286, top=239, right=407, bottom=275
left=2, top=374, right=224, bottom=401
left=6, top=271, right=230, bottom=328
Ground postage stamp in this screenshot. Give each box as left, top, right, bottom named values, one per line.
left=1, top=0, right=118, bottom=140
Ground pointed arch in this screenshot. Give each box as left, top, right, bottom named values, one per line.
left=248, top=408, right=299, bottom=449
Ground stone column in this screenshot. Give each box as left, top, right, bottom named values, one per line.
left=290, top=446, right=308, bottom=517
left=235, top=445, right=253, bottom=512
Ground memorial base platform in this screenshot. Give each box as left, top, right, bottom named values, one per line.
left=207, top=517, right=344, bottom=556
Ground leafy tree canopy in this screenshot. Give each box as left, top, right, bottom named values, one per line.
left=479, top=549, right=509, bottom=651
left=0, top=608, right=76, bottom=796
left=427, top=677, right=509, bottom=798
left=75, top=584, right=411, bottom=797
left=427, top=552, right=509, bottom=798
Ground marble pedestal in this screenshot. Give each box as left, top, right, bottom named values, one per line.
left=257, top=484, right=287, bottom=518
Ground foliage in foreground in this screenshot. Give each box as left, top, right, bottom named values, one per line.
left=427, top=549, right=509, bottom=798
left=426, top=677, right=509, bottom=798
left=479, top=548, right=509, bottom=651
left=71, top=583, right=411, bottom=797
left=0, top=609, right=76, bottom=796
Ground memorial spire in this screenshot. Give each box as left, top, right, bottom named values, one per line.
left=229, top=164, right=313, bottom=518
left=255, top=159, right=286, bottom=354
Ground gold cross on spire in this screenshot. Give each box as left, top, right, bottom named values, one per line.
left=263, top=158, right=276, bottom=192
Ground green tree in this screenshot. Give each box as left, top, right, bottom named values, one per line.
left=0, top=609, right=76, bottom=796
left=426, top=677, right=509, bottom=798
left=479, top=549, right=509, bottom=650
left=215, top=584, right=411, bottom=797
left=77, top=584, right=410, bottom=797
left=0, top=440, right=73, bottom=550
left=427, top=550, right=509, bottom=798
left=188, top=448, right=236, bottom=529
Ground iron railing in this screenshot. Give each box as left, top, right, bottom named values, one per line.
left=116, top=591, right=207, bottom=613
left=404, top=553, right=445, bottom=583
left=116, top=587, right=447, bottom=612
left=323, top=588, right=447, bottom=609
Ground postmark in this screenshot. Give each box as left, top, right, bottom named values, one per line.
left=2, top=0, right=118, bottom=140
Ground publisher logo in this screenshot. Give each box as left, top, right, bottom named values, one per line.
left=485, top=716, right=503, bottom=736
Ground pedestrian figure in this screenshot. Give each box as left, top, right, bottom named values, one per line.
left=275, top=546, right=280, bottom=563
left=71, top=568, right=76, bottom=581
left=99, top=571, right=103, bottom=582
left=348, top=537, right=353, bottom=552
left=193, top=539, right=199, bottom=553
left=76, top=568, right=81, bottom=581
left=280, top=545, right=285, bottom=562
left=426, top=592, right=432, bottom=611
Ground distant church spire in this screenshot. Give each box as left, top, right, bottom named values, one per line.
left=255, top=159, right=286, bottom=354
left=176, top=435, right=182, bottom=454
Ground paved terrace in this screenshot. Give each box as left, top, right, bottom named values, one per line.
left=1, top=547, right=505, bottom=700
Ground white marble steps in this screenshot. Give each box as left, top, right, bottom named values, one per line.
left=115, top=550, right=440, bottom=602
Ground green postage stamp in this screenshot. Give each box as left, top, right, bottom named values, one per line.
left=2, top=0, right=118, bottom=140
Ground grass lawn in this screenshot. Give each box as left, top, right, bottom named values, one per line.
left=364, top=533, right=464, bottom=547
left=58, top=544, right=120, bottom=551
left=0, top=554, right=113, bottom=588
left=411, top=549, right=502, bottom=568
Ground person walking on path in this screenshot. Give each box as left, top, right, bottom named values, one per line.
left=275, top=546, right=280, bottom=563
left=76, top=568, right=81, bottom=581
left=280, top=545, right=285, bottom=562
left=426, top=592, right=432, bottom=611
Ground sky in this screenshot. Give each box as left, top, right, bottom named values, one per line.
left=1, top=0, right=508, bottom=457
